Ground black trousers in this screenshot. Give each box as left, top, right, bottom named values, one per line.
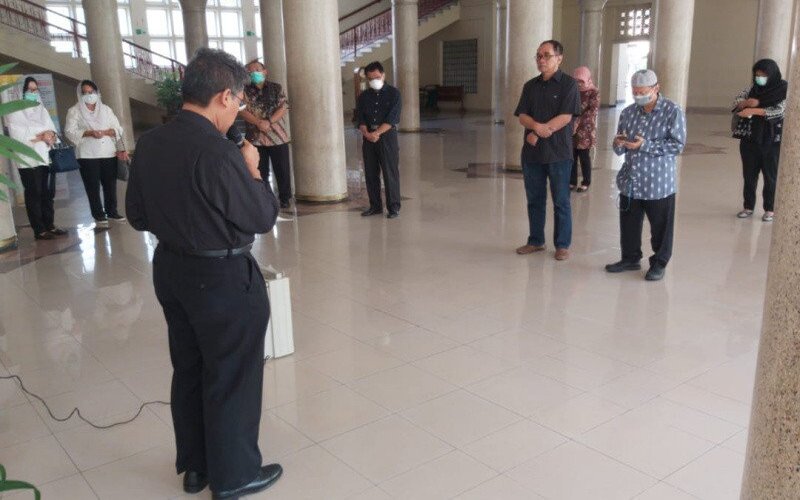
left=18, top=165, right=56, bottom=235
left=256, top=144, right=292, bottom=204
left=570, top=148, right=592, bottom=187
left=740, top=140, right=780, bottom=212
left=619, top=194, right=675, bottom=268
left=78, top=157, right=118, bottom=220
left=363, top=129, right=401, bottom=212
left=153, top=246, right=269, bottom=492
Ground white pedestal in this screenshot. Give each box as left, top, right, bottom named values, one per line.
left=261, top=266, right=294, bottom=360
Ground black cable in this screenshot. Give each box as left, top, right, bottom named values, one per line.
left=0, top=374, right=170, bottom=430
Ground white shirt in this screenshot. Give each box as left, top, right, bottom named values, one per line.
left=64, top=103, right=124, bottom=159
left=4, top=104, right=57, bottom=169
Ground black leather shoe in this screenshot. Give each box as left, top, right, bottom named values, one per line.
left=212, top=464, right=283, bottom=500
left=387, top=212, right=399, bottom=219
left=48, top=227, right=68, bottom=236
left=34, top=231, right=56, bottom=240
left=280, top=201, right=290, bottom=209
left=645, top=265, right=666, bottom=281
left=605, top=260, right=641, bottom=273
left=183, top=471, right=208, bottom=494
left=361, top=207, right=382, bottom=217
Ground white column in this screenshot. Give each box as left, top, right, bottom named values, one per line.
left=492, top=0, right=507, bottom=124
left=260, top=0, right=287, bottom=88
left=282, top=0, right=347, bottom=201
left=742, top=6, right=800, bottom=496
left=84, top=0, right=135, bottom=149
left=503, top=0, right=553, bottom=170
left=242, top=0, right=258, bottom=63
left=393, top=0, right=420, bottom=131
left=755, top=0, right=794, bottom=72
left=178, top=0, right=208, bottom=62
left=652, top=0, right=695, bottom=109
left=579, top=0, right=607, bottom=82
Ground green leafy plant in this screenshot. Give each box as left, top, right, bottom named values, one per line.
left=154, top=74, right=183, bottom=117
left=0, top=464, right=40, bottom=499
left=0, top=62, right=43, bottom=203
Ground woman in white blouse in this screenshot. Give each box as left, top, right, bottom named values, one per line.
left=5, top=77, right=66, bottom=240
left=65, top=79, right=129, bottom=227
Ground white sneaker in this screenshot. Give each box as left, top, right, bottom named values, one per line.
left=95, top=218, right=109, bottom=227
left=108, top=214, right=127, bottom=223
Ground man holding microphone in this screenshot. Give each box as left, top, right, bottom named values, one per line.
left=126, top=49, right=282, bottom=499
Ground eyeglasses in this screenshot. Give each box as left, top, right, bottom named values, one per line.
left=231, top=93, right=247, bottom=111
left=535, top=53, right=557, bottom=61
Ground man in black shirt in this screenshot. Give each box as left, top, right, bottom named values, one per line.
left=125, top=49, right=282, bottom=499
left=514, top=40, right=581, bottom=261
left=356, top=61, right=402, bottom=219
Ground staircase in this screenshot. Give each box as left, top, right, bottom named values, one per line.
left=0, top=0, right=184, bottom=108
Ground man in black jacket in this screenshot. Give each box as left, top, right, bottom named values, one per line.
left=356, top=61, right=403, bottom=219
left=125, top=48, right=282, bottom=500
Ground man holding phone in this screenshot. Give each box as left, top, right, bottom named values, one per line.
left=606, top=69, right=687, bottom=281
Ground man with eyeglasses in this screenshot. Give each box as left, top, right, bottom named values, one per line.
left=126, top=49, right=282, bottom=498
left=605, top=69, right=686, bottom=281
left=514, top=40, right=581, bottom=261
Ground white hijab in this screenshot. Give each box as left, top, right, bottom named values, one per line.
left=76, top=82, right=109, bottom=130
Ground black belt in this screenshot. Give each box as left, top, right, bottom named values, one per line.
left=161, top=243, right=252, bottom=258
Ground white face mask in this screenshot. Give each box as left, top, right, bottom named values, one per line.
left=633, top=92, right=654, bottom=107
left=368, top=78, right=384, bottom=91
left=82, top=93, right=98, bottom=105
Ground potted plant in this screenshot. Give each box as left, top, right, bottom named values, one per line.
left=0, top=464, right=40, bottom=499
left=155, top=74, right=183, bottom=122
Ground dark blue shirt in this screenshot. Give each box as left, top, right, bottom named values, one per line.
left=514, top=70, right=581, bottom=164
left=357, top=84, right=402, bottom=130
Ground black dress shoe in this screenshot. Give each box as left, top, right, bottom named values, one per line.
left=34, top=231, right=56, bottom=240
left=605, top=260, right=641, bottom=273
left=212, top=464, right=283, bottom=500
left=48, top=227, right=68, bottom=236
left=361, top=207, right=382, bottom=217
left=645, top=264, right=666, bottom=281
left=386, top=212, right=399, bottom=219
left=183, top=471, right=209, bottom=494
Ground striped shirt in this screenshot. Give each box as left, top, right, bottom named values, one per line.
left=613, top=96, right=687, bottom=201
left=244, top=81, right=290, bottom=147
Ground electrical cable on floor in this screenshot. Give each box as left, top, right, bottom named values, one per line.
left=0, top=374, right=170, bottom=430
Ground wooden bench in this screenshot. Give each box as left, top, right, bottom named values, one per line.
left=422, top=85, right=465, bottom=112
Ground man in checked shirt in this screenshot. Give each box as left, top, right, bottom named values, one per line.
left=605, top=69, right=687, bottom=282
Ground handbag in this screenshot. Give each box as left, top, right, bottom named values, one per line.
left=731, top=112, right=750, bottom=140
left=116, top=137, right=130, bottom=182
left=48, top=139, right=80, bottom=173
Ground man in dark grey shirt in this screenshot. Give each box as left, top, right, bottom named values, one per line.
left=514, top=40, right=581, bottom=261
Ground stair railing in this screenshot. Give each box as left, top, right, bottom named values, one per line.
left=0, top=0, right=184, bottom=82
left=339, top=0, right=458, bottom=62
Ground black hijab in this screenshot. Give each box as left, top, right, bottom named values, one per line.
left=748, top=59, right=788, bottom=108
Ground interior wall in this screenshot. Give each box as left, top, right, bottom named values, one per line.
left=418, top=0, right=495, bottom=111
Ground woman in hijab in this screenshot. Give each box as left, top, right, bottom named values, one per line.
left=733, top=59, right=787, bottom=222
left=65, top=79, right=129, bottom=227
left=5, top=76, right=66, bottom=240
left=570, top=66, right=600, bottom=193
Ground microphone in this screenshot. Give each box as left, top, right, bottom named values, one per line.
left=226, top=125, right=245, bottom=148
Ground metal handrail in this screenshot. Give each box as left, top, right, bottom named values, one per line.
left=339, top=0, right=458, bottom=61
left=0, top=0, right=185, bottom=82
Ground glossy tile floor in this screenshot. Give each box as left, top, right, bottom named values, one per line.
left=0, top=110, right=768, bottom=499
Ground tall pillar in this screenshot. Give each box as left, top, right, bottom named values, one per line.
left=652, top=0, right=695, bottom=109
left=741, top=8, right=800, bottom=495
left=492, top=0, right=507, bottom=124
left=282, top=0, right=347, bottom=201
left=393, top=0, right=420, bottom=132
left=579, top=0, right=607, bottom=82
left=260, top=0, right=287, bottom=88
left=755, top=0, right=794, bottom=72
left=503, top=0, right=553, bottom=170
left=179, top=0, right=208, bottom=62
left=83, top=0, right=135, bottom=149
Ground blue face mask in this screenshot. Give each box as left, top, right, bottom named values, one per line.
left=23, top=91, right=40, bottom=103
left=634, top=92, right=654, bottom=107
left=755, top=76, right=769, bottom=87
left=250, top=72, right=266, bottom=85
